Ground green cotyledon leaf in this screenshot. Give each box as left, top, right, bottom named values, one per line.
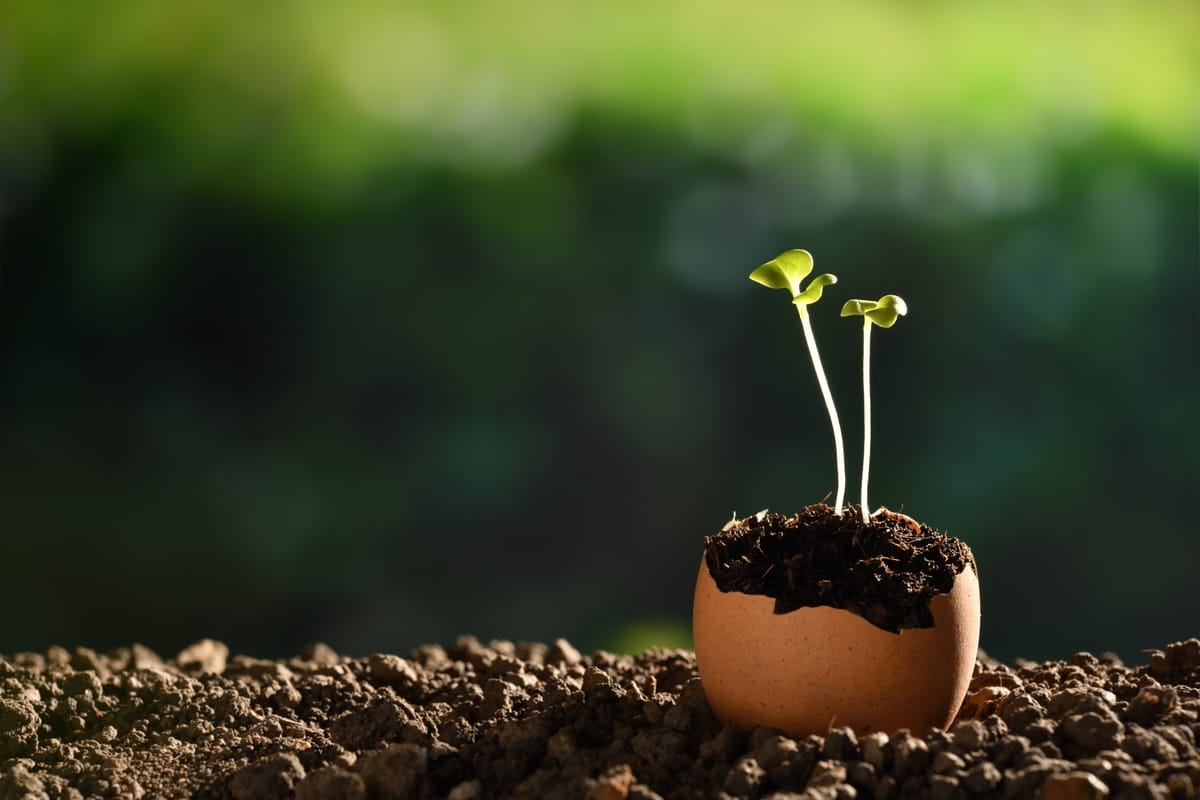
left=749, top=249, right=814, bottom=296
left=792, top=273, right=838, bottom=306
left=840, top=294, right=908, bottom=328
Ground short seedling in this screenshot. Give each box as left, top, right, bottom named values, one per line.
left=749, top=250, right=847, bottom=515
left=840, top=295, right=908, bottom=524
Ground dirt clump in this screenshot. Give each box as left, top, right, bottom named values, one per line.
left=1, top=637, right=1198, bottom=799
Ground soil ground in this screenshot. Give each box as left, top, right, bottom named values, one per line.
left=2, top=637, right=1198, bottom=800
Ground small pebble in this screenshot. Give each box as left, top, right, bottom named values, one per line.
left=1041, top=772, right=1111, bottom=800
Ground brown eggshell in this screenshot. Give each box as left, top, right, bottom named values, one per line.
left=693, top=560, right=980, bottom=736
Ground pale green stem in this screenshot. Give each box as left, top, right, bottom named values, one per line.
left=796, top=305, right=846, bottom=515
left=860, top=319, right=872, bottom=524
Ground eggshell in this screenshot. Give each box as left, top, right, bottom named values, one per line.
left=693, top=559, right=980, bottom=736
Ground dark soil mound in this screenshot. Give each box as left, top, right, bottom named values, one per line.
left=704, top=506, right=975, bottom=632
left=2, top=637, right=1199, bottom=800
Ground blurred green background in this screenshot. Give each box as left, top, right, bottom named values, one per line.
left=2, top=1, right=1197, bottom=664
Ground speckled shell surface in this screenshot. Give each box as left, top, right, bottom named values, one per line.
left=692, top=559, right=980, bottom=736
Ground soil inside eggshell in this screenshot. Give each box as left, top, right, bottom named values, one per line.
left=703, top=504, right=975, bottom=633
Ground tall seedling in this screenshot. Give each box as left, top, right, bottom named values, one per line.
left=749, top=250, right=847, bottom=515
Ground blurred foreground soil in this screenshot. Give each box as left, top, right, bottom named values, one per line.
left=1, top=638, right=1198, bottom=799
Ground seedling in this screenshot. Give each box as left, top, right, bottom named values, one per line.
left=840, top=295, right=908, bottom=524
left=749, top=249, right=847, bottom=515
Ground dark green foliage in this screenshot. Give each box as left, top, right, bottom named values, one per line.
left=1, top=91, right=1196, bottom=665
